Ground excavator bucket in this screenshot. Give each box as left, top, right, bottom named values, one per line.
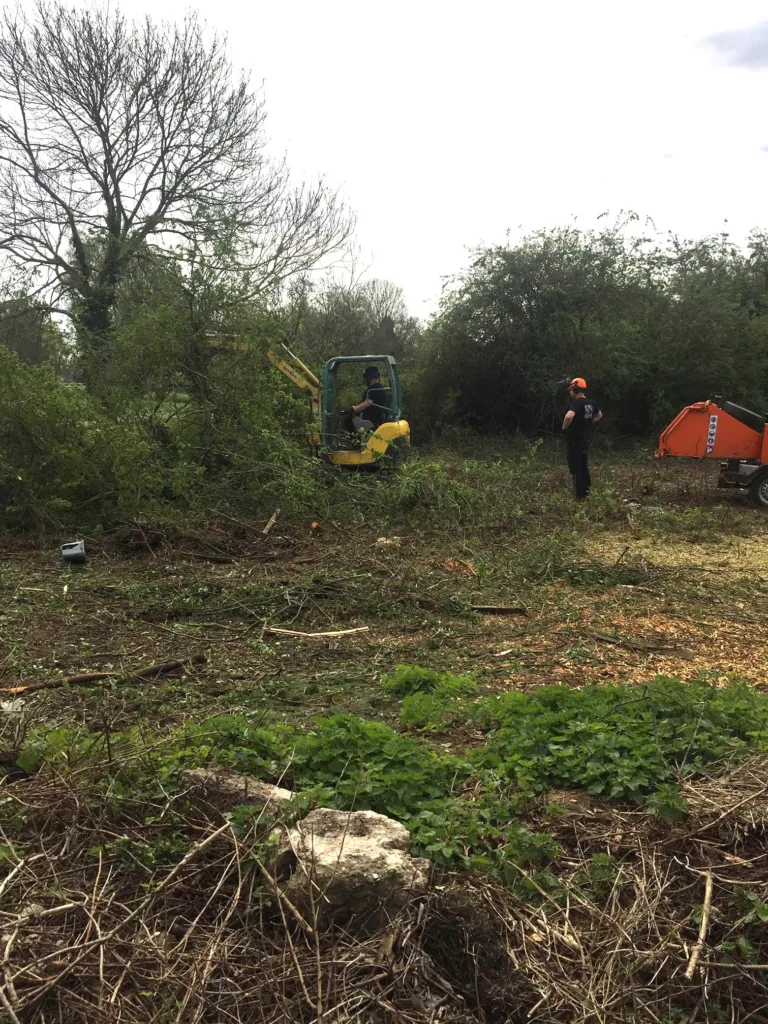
left=657, top=400, right=766, bottom=461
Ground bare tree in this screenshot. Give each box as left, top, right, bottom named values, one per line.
left=284, top=275, right=421, bottom=366
left=360, top=279, right=408, bottom=324
left=0, top=2, right=353, bottom=383
left=361, top=279, right=421, bottom=359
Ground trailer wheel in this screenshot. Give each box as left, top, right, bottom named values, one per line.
left=748, top=472, right=768, bottom=508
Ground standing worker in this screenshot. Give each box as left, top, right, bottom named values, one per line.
left=562, top=377, right=602, bottom=499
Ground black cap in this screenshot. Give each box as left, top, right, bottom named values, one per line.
left=363, top=366, right=380, bottom=380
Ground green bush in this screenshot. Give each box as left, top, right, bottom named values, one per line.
left=0, top=348, right=162, bottom=532
left=380, top=460, right=481, bottom=521
left=382, top=665, right=478, bottom=732
left=471, top=677, right=768, bottom=801
left=16, top=673, right=768, bottom=888
left=168, top=711, right=559, bottom=885
left=177, top=711, right=461, bottom=820
left=0, top=345, right=323, bottom=533
left=381, top=664, right=477, bottom=697
left=408, top=794, right=559, bottom=885
left=400, top=691, right=464, bottom=732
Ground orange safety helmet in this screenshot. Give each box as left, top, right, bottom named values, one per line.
left=568, top=377, right=587, bottom=392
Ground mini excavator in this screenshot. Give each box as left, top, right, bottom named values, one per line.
left=658, top=398, right=768, bottom=507
left=266, top=345, right=411, bottom=467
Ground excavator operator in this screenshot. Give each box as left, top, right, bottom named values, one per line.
left=348, top=367, right=390, bottom=432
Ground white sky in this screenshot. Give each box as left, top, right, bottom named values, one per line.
left=114, top=1, right=768, bottom=313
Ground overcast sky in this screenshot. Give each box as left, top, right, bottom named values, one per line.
left=120, top=0, right=768, bottom=314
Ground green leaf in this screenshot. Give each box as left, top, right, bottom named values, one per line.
left=15, top=750, right=41, bottom=774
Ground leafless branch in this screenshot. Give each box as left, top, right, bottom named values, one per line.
left=0, top=2, right=353, bottom=363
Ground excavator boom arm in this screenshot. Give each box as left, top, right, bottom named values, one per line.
left=267, top=349, right=319, bottom=399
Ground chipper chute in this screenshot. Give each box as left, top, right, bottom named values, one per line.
left=657, top=399, right=768, bottom=507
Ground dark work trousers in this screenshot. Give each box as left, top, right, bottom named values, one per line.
left=566, top=441, right=591, bottom=499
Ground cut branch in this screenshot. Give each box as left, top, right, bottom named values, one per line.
left=2, top=653, right=206, bottom=694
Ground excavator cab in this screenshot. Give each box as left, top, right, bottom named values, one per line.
left=267, top=346, right=410, bottom=467
left=320, top=355, right=409, bottom=465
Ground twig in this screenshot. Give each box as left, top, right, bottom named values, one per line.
left=0, top=985, right=22, bottom=1024
left=0, top=854, right=45, bottom=901
left=685, top=871, right=713, bottom=980
left=690, top=782, right=768, bottom=835
left=262, top=508, right=280, bottom=536
left=471, top=605, right=527, bottom=615
left=264, top=626, right=369, bottom=638
left=614, top=545, right=630, bottom=566
left=208, top=508, right=264, bottom=534
left=177, top=550, right=235, bottom=564
left=253, top=857, right=315, bottom=936
left=9, top=821, right=234, bottom=993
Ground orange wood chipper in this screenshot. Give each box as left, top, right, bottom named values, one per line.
left=657, top=399, right=768, bottom=507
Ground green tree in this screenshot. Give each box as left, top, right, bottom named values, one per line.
left=0, top=295, right=66, bottom=369
left=414, top=219, right=768, bottom=438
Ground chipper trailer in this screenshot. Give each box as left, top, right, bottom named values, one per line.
left=657, top=398, right=768, bottom=507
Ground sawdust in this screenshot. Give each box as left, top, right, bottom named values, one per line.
left=587, top=532, right=768, bottom=575
left=572, top=533, right=768, bottom=685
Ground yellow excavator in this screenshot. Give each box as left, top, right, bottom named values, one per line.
left=266, top=345, right=411, bottom=467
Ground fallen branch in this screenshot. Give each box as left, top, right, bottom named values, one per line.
left=177, top=550, right=235, bottom=564
left=588, top=631, right=693, bottom=659
left=2, top=654, right=207, bottom=695
left=685, top=871, right=713, bottom=979
left=2, top=672, right=113, bottom=695
left=129, top=654, right=207, bottom=680
left=472, top=605, right=528, bottom=616
left=264, top=626, right=369, bottom=638
left=262, top=508, right=280, bottom=536
left=208, top=508, right=264, bottom=534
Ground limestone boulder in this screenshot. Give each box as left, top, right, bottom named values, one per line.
left=276, top=807, right=429, bottom=922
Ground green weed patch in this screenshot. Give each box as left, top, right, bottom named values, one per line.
left=11, top=669, right=768, bottom=888
left=473, top=676, right=768, bottom=800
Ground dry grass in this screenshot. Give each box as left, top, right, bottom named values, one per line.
left=1, top=754, right=767, bottom=1023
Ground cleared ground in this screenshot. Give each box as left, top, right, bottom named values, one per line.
left=2, top=447, right=768, bottom=1023
left=2, top=462, right=767, bottom=731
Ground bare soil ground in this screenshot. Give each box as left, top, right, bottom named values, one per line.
left=2, top=496, right=767, bottom=734
left=2, top=452, right=768, bottom=1023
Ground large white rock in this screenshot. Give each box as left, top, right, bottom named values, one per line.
left=276, top=807, right=429, bottom=922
